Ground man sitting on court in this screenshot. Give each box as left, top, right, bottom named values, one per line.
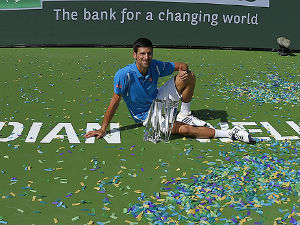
left=84, top=38, right=253, bottom=143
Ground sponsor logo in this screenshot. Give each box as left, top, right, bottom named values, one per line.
left=0, top=122, right=121, bottom=144
left=0, top=0, right=42, bottom=10
left=0, top=120, right=299, bottom=144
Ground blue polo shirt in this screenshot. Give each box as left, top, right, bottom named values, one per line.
left=114, top=59, right=175, bottom=123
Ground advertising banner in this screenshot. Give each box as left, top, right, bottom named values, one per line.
left=0, top=0, right=270, bottom=9
left=0, top=0, right=298, bottom=49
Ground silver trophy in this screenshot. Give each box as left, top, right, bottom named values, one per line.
left=144, top=99, right=179, bottom=143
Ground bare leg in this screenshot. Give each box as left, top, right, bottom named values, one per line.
left=173, top=70, right=214, bottom=139
left=172, top=121, right=215, bottom=138
left=174, top=71, right=196, bottom=103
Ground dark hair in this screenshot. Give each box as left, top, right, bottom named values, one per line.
left=133, top=38, right=153, bottom=53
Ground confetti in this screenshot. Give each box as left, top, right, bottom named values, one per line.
left=0, top=48, right=299, bottom=225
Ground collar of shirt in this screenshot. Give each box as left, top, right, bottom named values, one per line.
left=132, top=61, right=151, bottom=82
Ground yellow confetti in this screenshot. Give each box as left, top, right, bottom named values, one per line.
left=72, top=203, right=81, bottom=206
left=240, top=218, right=247, bottom=224
left=282, top=182, right=290, bottom=187
left=103, top=206, right=110, bottom=210
left=113, top=182, right=121, bottom=187
left=288, top=211, right=295, bottom=218
left=187, top=209, right=195, bottom=214
left=136, top=211, right=143, bottom=221
left=161, top=178, right=168, bottom=183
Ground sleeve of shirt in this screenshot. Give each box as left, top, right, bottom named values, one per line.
left=155, top=60, right=175, bottom=78
left=114, top=69, right=128, bottom=95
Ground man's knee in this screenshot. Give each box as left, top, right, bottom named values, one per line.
left=189, top=72, right=196, bottom=89
left=188, top=71, right=196, bottom=83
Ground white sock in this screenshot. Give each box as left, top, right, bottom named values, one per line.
left=214, top=129, right=231, bottom=138
left=180, top=102, right=191, bottom=116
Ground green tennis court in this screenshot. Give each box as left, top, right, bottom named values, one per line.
left=0, top=48, right=299, bottom=225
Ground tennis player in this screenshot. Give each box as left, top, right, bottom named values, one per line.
left=84, top=38, right=253, bottom=143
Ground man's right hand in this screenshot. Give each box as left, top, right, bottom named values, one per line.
left=83, top=93, right=122, bottom=141
left=83, top=129, right=106, bottom=139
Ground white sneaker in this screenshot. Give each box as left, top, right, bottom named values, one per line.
left=229, top=125, right=254, bottom=143
left=176, top=112, right=213, bottom=128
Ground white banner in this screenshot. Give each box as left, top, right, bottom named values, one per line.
left=120, top=0, right=269, bottom=7
left=45, top=0, right=270, bottom=8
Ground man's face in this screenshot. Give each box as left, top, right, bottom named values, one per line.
left=133, top=47, right=153, bottom=70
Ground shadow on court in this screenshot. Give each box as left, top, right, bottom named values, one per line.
left=192, top=109, right=229, bottom=122
left=106, top=123, right=142, bottom=134
left=118, top=123, right=143, bottom=132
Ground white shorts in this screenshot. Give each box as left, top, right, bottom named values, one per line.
left=157, top=77, right=181, bottom=102
left=143, top=77, right=181, bottom=127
